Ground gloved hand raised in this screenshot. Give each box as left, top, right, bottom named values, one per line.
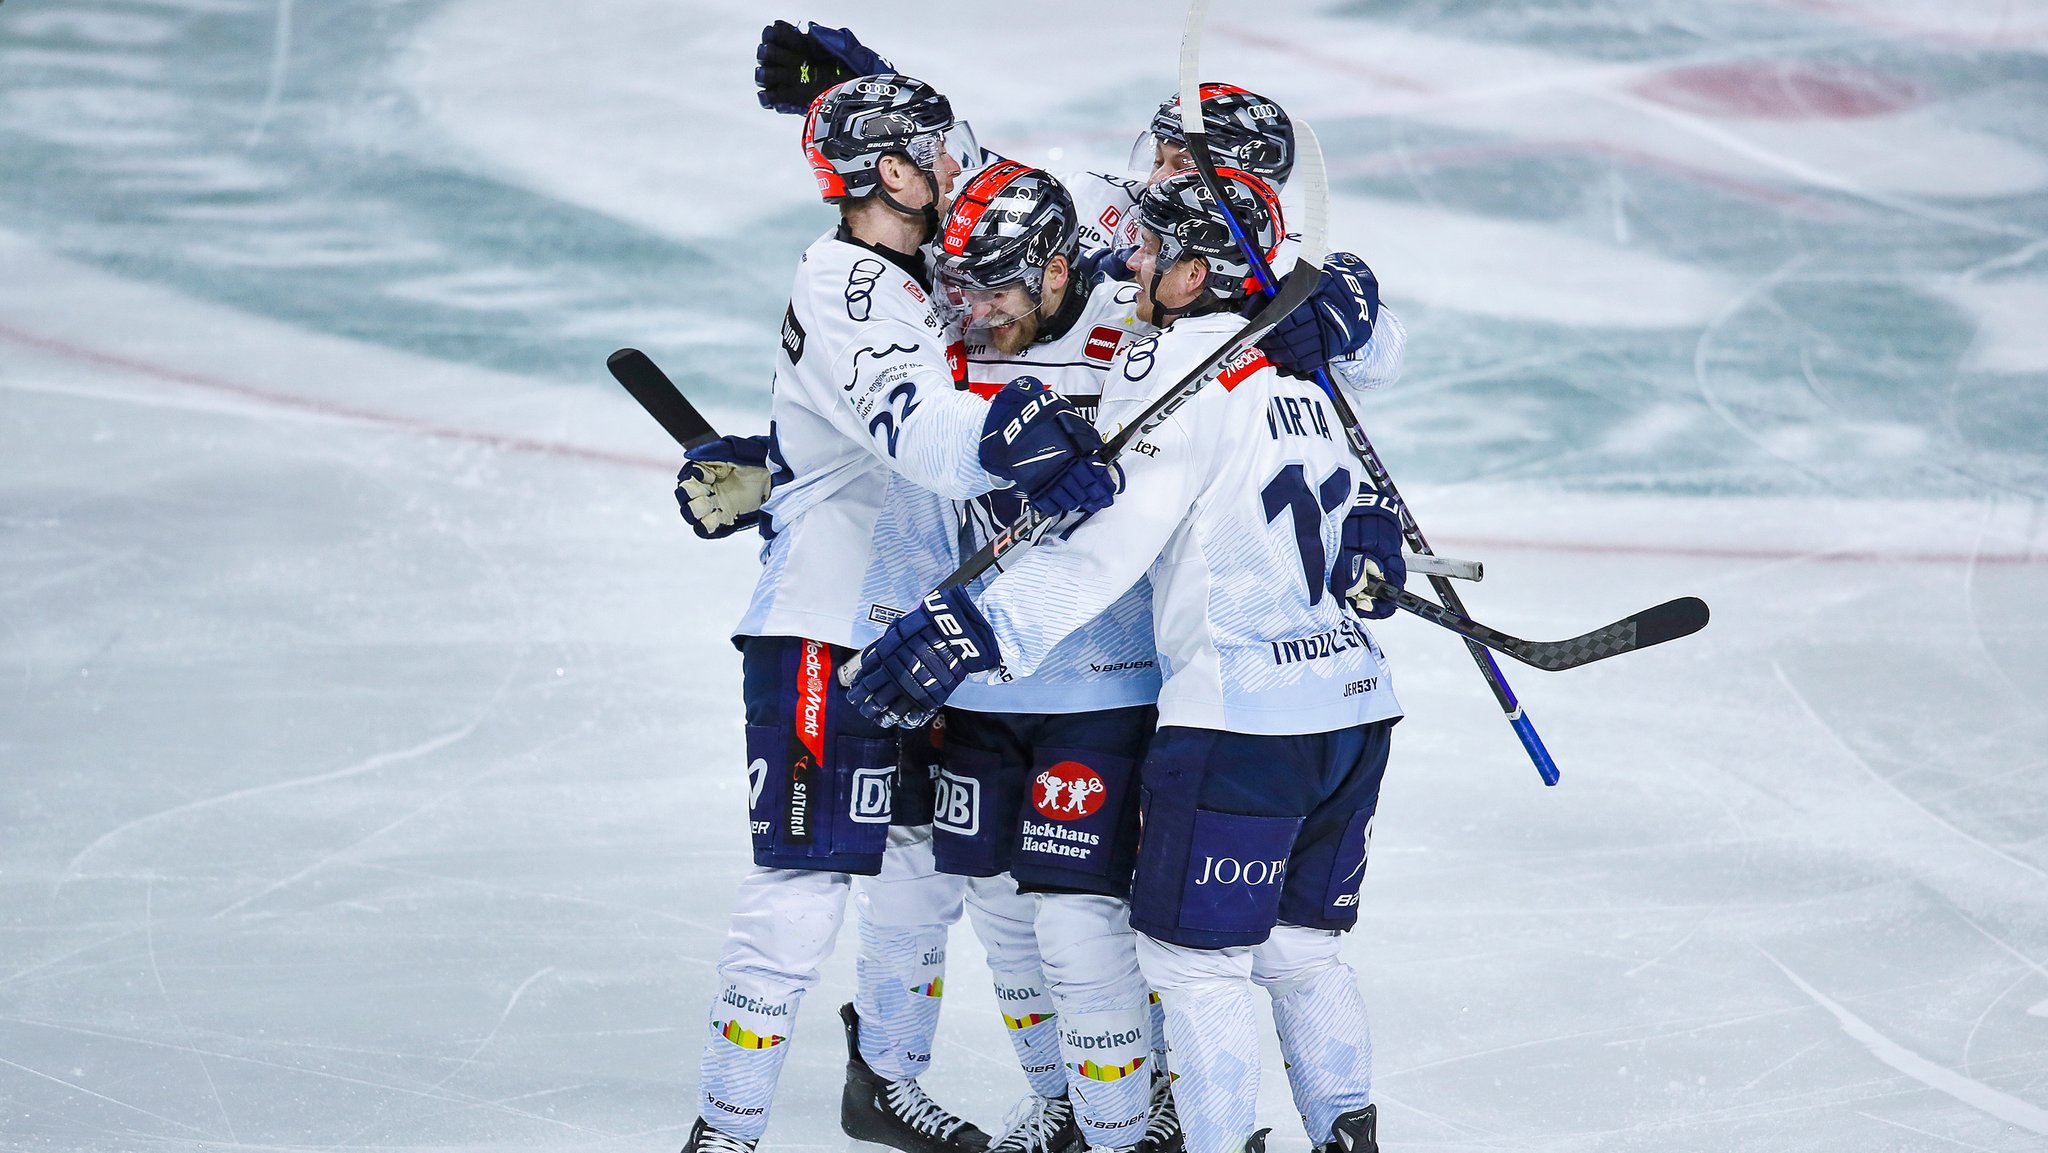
left=847, top=587, right=1000, bottom=728
left=1330, top=491, right=1407, bottom=620
left=1258, top=252, right=1381, bottom=381
left=675, top=433, right=776, bottom=539
left=979, top=377, right=1120, bottom=519
left=754, top=19, right=893, bottom=114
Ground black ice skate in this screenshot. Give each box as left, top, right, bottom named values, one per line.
left=1315, top=1105, right=1378, bottom=1153
left=988, top=1091, right=1080, bottom=1153
left=1243, top=1127, right=1272, bottom=1153
left=1132, top=1069, right=1182, bottom=1153
left=840, top=1001, right=992, bottom=1153
left=681, top=1117, right=759, bottom=1153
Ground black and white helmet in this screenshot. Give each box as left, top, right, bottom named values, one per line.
left=1139, top=83, right=1295, bottom=185
left=802, top=73, right=957, bottom=202
left=1137, top=166, right=1285, bottom=300
left=935, top=161, right=1078, bottom=302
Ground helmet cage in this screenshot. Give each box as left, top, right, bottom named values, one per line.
left=934, top=160, right=1078, bottom=322
left=1135, top=165, right=1285, bottom=301
left=803, top=73, right=957, bottom=203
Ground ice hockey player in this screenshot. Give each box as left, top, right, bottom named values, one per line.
left=682, top=165, right=1401, bottom=1153
left=681, top=73, right=1121, bottom=1153
left=844, top=168, right=1399, bottom=1153
left=919, top=157, right=1405, bottom=1153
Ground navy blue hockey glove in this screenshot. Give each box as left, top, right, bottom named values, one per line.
left=1258, top=252, right=1381, bottom=381
left=980, top=377, right=1120, bottom=519
left=848, top=587, right=1001, bottom=728
left=1330, top=491, right=1407, bottom=620
left=754, top=19, right=893, bottom=114
left=1073, top=244, right=1139, bottom=284
left=675, top=433, right=775, bottom=539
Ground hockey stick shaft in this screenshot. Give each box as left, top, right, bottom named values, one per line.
left=929, top=195, right=1329, bottom=595
left=1178, top=0, right=1559, bottom=783
left=1407, top=553, right=1481, bottom=582
left=607, top=348, right=719, bottom=450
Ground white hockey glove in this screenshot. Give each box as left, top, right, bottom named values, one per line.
left=674, top=434, right=777, bottom=540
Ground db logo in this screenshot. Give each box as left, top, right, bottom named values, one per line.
left=1098, top=206, right=1121, bottom=232
left=1034, top=761, right=1106, bottom=821
left=850, top=765, right=893, bottom=823
left=935, top=769, right=981, bottom=836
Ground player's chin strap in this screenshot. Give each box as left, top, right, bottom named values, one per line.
left=878, top=161, right=942, bottom=246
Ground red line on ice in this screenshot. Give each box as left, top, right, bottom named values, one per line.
left=0, top=320, right=673, bottom=472
left=5, top=320, right=2040, bottom=569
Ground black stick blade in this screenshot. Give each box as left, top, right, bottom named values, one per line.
left=1516, top=596, right=1711, bottom=672
left=607, top=348, right=718, bottom=451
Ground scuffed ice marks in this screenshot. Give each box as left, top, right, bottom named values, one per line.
left=0, top=0, right=779, bottom=392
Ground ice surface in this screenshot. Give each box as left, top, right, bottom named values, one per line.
left=2, top=1, right=2045, bottom=1151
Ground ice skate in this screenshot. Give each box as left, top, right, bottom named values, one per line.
left=841, top=1002, right=992, bottom=1153
left=1131, top=1069, right=1182, bottom=1153
left=988, top=1091, right=1080, bottom=1153
left=1314, top=1105, right=1376, bottom=1153
left=681, top=1117, right=759, bottom=1153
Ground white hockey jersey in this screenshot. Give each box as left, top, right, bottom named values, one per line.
left=1065, top=170, right=1147, bottom=253
left=1062, top=164, right=1408, bottom=398
left=948, top=276, right=1161, bottom=715
left=735, top=228, right=1000, bottom=650
left=973, top=313, right=1403, bottom=736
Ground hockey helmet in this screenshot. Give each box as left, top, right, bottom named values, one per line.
left=802, top=73, right=962, bottom=202
left=1135, top=166, right=1285, bottom=301
left=935, top=160, right=1078, bottom=307
left=1134, top=83, right=1295, bottom=185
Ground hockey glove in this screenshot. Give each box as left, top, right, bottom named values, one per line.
left=1258, top=252, right=1381, bottom=381
left=848, top=587, right=1000, bottom=728
left=675, top=433, right=776, bottom=539
left=1073, top=244, right=1139, bottom=284
left=754, top=19, right=893, bottom=115
left=980, top=377, right=1120, bottom=519
left=1330, top=492, right=1407, bottom=620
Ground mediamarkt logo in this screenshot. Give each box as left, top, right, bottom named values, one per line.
left=798, top=641, right=829, bottom=761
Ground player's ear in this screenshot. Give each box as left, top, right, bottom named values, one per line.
left=1043, top=253, right=1070, bottom=298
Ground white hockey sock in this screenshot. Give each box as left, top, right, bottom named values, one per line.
left=1059, top=1007, right=1154, bottom=1148
left=994, top=972, right=1068, bottom=1099
left=1268, top=965, right=1372, bottom=1144
left=698, top=866, right=850, bottom=1141
left=700, top=979, right=803, bottom=1142
left=854, top=916, right=949, bottom=1082
left=1037, top=894, right=1153, bottom=1147
left=1148, top=990, right=1169, bottom=1078
left=1156, top=981, right=1260, bottom=1153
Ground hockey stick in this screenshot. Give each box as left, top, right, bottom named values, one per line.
left=1361, top=585, right=1708, bottom=672
left=607, top=348, right=718, bottom=450
left=1178, top=0, right=1572, bottom=784
left=1407, top=553, right=1481, bottom=581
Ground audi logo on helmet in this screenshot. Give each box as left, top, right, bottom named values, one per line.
left=853, top=80, right=900, bottom=96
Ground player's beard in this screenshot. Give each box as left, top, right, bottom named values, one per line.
left=983, top=308, right=1040, bottom=355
